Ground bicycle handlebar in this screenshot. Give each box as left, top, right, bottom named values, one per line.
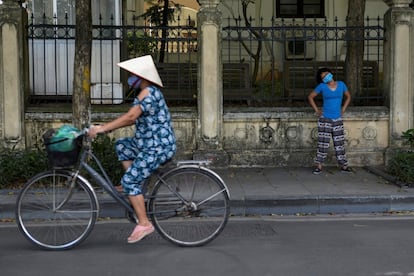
left=81, top=127, right=90, bottom=135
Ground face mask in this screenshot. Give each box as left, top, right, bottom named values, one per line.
left=322, top=73, right=333, bottom=84
left=127, top=75, right=142, bottom=89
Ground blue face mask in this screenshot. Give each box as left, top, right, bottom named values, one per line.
left=322, top=73, right=333, bottom=84
left=127, top=75, right=142, bottom=89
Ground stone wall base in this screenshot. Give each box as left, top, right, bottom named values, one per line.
left=23, top=106, right=390, bottom=168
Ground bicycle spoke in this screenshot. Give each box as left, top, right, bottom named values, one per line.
left=16, top=171, right=98, bottom=250
left=196, top=188, right=228, bottom=208
left=149, top=167, right=229, bottom=247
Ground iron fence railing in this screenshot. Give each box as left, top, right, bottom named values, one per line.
left=222, top=16, right=385, bottom=107
left=27, top=14, right=385, bottom=107
left=27, top=13, right=198, bottom=105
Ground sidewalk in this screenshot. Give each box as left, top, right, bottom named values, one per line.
left=215, top=166, right=414, bottom=216
left=2, top=166, right=414, bottom=219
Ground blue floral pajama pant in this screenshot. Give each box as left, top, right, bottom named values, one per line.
left=315, top=117, right=348, bottom=167
left=115, top=137, right=172, bottom=196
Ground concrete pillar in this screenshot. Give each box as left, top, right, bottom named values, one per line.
left=383, top=0, right=414, bottom=154
left=0, top=0, right=26, bottom=149
left=194, top=0, right=228, bottom=165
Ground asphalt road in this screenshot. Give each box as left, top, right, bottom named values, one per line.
left=1, top=215, right=414, bottom=276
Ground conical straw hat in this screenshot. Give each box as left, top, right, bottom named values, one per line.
left=117, top=55, right=163, bottom=87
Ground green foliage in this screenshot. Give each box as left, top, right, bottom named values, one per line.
left=0, top=135, right=123, bottom=188
left=387, top=128, right=414, bottom=183
left=140, top=0, right=176, bottom=26
left=0, top=147, right=48, bottom=188
left=127, top=31, right=158, bottom=58
left=253, top=79, right=282, bottom=98
left=387, top=151, right=414, bottom=183
left=90, top=135, right=124, bottom=185
left=401, top=128, right=414, bottom=148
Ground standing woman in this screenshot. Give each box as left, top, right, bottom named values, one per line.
left=308, top=67, right=352, bottom=175
left=88, top=55, right=176, bottom=243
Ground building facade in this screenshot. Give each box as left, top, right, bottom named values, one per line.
left=0, top=0, right=413, bottom=168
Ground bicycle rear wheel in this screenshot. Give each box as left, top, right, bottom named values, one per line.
left=149, top=166, right=230, bottom=247
left=16, top=170, right=98, bottom=250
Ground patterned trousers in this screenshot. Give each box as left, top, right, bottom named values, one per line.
left=315, top=117, right=348, bottom=166
left=115, top=137, right=175, bottom=196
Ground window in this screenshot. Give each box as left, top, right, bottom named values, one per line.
left=276, top=0, right=324, bottom=18
left=27, top=0, right=121, bottom=25
left=92, top=0, right=121, bottom=25
left=28, top=0, right=76, bottom=24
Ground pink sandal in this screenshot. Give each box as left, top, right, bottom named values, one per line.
left=127, top=224, right=155, bottom=244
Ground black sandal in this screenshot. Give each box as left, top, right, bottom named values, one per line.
left=312, top=168, right=322, bottom=175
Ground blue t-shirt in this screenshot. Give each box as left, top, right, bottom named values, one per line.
left=314, top=81, right=348, bottom=119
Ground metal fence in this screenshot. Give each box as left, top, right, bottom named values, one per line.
left=222, top=16, right=385, bottom=107
left=27, top=13, right=198, bottom=105
left=27, top=14, right=384, bottom=107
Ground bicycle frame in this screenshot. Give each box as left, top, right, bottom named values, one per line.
left=16, top=133, right=231, bottom=249
left=75, top=145, right=135, bottom=215
left=72, top=144, right=201, bottom=215
left=15, top=119, right=236, bottom=252
left=71, top=136, right=230, bottom=220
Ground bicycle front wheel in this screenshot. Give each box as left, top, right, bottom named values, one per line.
left=149, top=166, right=230, bottom=247
left=16, top=170, right=98, bottom=250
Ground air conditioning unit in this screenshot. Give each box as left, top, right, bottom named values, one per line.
left=285, top=39, right=315, bottom=60
left=91, top=83, right=123, bottom=104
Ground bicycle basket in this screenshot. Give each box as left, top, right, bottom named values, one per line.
left=43, top=127, right=83, bottom=168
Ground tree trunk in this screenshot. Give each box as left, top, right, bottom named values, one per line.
left=242, top=1, right=262, bottom=84
left=72, top=0, right=92, bottom=129
left=159, top=0, right=169, bottom=63
left=345, top=0, right=365, bottom=102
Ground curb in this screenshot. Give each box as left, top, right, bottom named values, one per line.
left=232, top=195, right=414, bottom=216
left=96, top=195, right=414, bottom=218
left=3, top=188, right=414, bottom=219
left=3, top=195, right=414, bottom=220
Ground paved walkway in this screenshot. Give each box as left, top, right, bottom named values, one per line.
left=2, top=166, right=414, bottom=219
left=215, top=166, right=414, bottom=216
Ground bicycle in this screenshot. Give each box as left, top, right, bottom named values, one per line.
left=15, top=128, right=230, bottom=250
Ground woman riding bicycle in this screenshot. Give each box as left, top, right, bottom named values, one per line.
left=88, top=55, right=176, bottom=243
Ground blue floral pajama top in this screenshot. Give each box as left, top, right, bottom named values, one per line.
left=115, top=86, right=176, bottom=196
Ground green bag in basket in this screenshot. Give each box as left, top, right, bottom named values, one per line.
left=48, top=125, right=81, bottom=152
